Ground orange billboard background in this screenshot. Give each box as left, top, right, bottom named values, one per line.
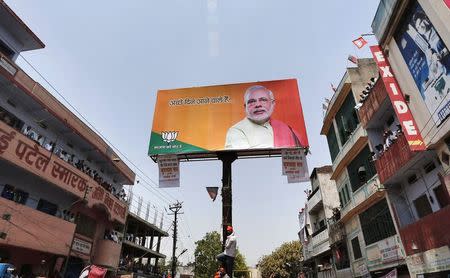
left=149, top=79, right=309, bottom=155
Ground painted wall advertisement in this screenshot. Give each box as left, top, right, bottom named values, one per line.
left=394, top=1, right=450, bottom=126
left=149, top=79, right=309, bottom=156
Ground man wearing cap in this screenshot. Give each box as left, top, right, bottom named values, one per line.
left=216, top=226, right=237, bottom=277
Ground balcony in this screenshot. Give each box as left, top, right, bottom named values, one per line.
left=331, top=124, right=368, bottom=180
left=358, top=80, right=388, bottom=128
left=307, top=187, right=322, bottom=212
left=93, top=239, right=122, bottom=268
left=0, top=196, right=76, bottom=255
left=375, top=134, right=416, bottom=184
left=0, top=52, right=135, bottom=185
left=400, top=205, right=450, bottom=256
left=310, top=227, right=330, bottom=258
left=341, top=175, right=385, bottom=222
left=0, top=120, right=128, bottom=224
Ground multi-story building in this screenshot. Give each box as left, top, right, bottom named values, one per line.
left=0, top=1, right=136, bottom=276
left=368, top=0, right=450, bottom=276
left=299, top=166, right=340, bottom=278
left=118, top=207, right=169, bottom=277
left=321, top=59, right=410, bottom=277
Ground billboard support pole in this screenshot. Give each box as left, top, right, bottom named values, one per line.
left=218, top=152, right=237, bottom=250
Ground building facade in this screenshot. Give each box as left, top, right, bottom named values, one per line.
left=369, top=0, right=450, bottom=276
left=0, top=2, right=136, bottom=276
left=299, top=166, right=340, bottom=278
left=321, top=59, right=410, bottom=277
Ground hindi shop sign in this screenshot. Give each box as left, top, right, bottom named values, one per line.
left=370, top=45, right=426, bottom=151
left=72, top=237, right=92, bottom=255
left=0, top=121, right=127, bottom=224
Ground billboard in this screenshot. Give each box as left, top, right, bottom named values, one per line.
left=148, top=79, right=309, bottom=156
left=394, top=1, right=450, bottom=126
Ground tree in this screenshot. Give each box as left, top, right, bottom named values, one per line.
left=258, top=240, right=302, bottom=278
left=194, top=231, right=248, bottom=278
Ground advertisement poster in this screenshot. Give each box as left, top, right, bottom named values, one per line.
left=149, top=79, right=309, bottom=156
left=394, top=1, right=450, bottom=126
left=158, top=155, right=180, bottom=188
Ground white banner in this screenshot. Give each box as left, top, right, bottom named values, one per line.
left=158, top=154, right=180, bottom=188
left=282, top=149, right=309, bottom=183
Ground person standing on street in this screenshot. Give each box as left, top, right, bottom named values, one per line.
left=217, top=226, right=237, bottom=276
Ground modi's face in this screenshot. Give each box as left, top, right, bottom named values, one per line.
left=245, top=89, right=275, bottom=124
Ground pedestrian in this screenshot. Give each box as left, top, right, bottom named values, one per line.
left=216, top=226, right=237, bottom=276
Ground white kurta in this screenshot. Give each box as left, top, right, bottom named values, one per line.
left=224, top=117, right=274, bottom=149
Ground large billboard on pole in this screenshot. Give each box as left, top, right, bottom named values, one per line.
left=148, top=79, right=309, bottom=156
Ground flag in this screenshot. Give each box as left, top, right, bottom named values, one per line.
left=206, top=187, right=219, bottom=201
left=330, top=83, right=337, bottom=92
left=352, top=36, right=368, bottom=49
left=348, top=55, right=358, bottom=65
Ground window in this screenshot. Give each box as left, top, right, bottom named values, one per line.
left=339, top=184, right=351, bottom=206
left=76, top=213, right=97, bottom=238
left=359, top=199, right=396, bottom=245
left=0, top=185, right=28, bottom=204
left=327, top=126, right=340, bottom=162
left=423, top=162, right=436, bottom=173
left=413, top=194, right=433, bottom=218
left=0, top=40, right=15, bottom=58
left=351, top=237, right=362, bottom=260
left=347, top=146, right=376, bottom=192
left=433, top=184, right=449, bottom=208
left=37, top=199, right=58, bottom=216
left=334, top=243, right=350, bottom=270
left=335, top=92, right=359, bottom=145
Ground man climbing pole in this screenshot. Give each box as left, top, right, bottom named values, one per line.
left=216, top=226, right=237, bottom=277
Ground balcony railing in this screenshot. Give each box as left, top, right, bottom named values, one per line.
left=400, top=205, right=450, bottom=256
left=358, top=80, right=388, bottom=128
left=307, top=188, right=322, bottom=212
left=331, top=124, right=368, bottom=180
left=0, top=51, right=135, bottom=185
left=0, top=197, right=76, bottom=255
left=310, top=228, right=330, bottom=257
left=0, top=120, right=128, bottom=224
left=341, top=175, right=384, bottom=222
left=375, top=134, right=415, bottom=184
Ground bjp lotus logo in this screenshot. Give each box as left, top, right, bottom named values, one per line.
left=161, top=131, right=178, bottom=144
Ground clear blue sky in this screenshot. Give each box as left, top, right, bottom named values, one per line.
left=9, top=0, right=380, bottom=266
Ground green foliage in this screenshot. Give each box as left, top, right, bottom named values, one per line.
left=257, top=240, right=302, bottom=278
left=194, top=231, right=248, bottom=278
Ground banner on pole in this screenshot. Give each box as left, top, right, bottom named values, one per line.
left=282, top=149, right=309, bottom=183
left=158, top=154, right=180, bottom=188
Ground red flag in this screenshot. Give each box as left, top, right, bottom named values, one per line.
left=445, top=0, right=450, bottom=9
left=348, top=55, right=358, bottom=65
left=352, top=37, right=368, bottom=49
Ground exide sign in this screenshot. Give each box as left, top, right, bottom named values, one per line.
left=370, top=45, right=426, bottom=151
